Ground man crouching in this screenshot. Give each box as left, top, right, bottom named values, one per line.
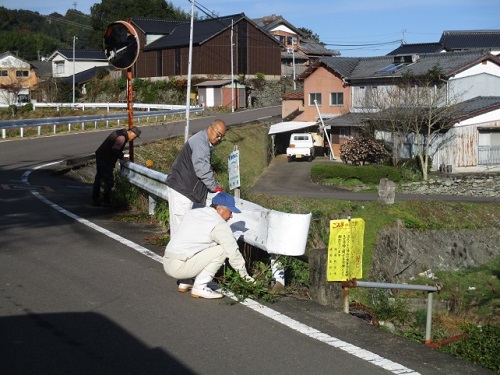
left=163, top=192, right=254, bottom=299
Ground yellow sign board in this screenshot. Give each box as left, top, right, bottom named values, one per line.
left=327, top=218, right=365, bottom=281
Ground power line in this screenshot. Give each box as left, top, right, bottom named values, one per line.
left=323, top=40, right=402, bottom=47
left=46, top=15, right=93, bottom=30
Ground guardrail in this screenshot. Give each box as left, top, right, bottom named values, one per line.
left=341, top=279, right=441, bottom=345
left=118, top=161, right=312, bottom=258
left=0, top=102, right=190, bottom=111
left=0, top=106, right=204, bottom=139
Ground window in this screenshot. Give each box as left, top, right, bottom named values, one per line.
left=0, top=70, right=8, bottom=76
left=309, top=93, right=322, bottom=106
left=330, top=92, right=344, bottom=106
left=16, top=70, right=29, bottom=78
left=339, top=127, right=350, bottom=139
left=55, top=62, right=64, bottom=75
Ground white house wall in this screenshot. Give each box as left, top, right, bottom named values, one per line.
left=456, top=108, right=500, bottom=127
left=432, top=114, right=500, bottom=168
left=269, top=25, right=296, bottom=34
left=450, top=74, right=500, bottom=101
left=51, top=53, right=108, bottom=78
left=453, top=60, right=500, bottom=79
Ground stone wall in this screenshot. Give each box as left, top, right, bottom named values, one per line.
left=370, top=227, right=500, bottom=283
left=399, top=173, right=499, bottom=198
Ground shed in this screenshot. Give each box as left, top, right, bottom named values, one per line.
left=195, top=80, right=247, bottom=109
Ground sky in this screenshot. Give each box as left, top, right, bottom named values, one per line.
left=2, top=0, right=500, bottom=57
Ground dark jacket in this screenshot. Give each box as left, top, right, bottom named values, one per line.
left=95, top=129, right=128, bottom=164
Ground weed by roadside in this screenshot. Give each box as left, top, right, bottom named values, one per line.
left=108, top=121, right=499, bottom=370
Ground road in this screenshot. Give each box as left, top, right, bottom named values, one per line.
left=0, top=106, right=493, bottom=374
left=253, top=154, right=499, bottom=203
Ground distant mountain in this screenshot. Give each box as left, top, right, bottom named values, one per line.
left=0, top=6, right=93, bottom=61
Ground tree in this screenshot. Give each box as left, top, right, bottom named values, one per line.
left=89, top=0, right=190, bottom=48
left=362, top=66, right=464, bottom=180
left=298, top=27, right=321, bottom=43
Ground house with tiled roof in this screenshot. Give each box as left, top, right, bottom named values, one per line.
left=130, top=14, right=282, bottom=79
left=280, top=50, right=500, bottom=168
left=0, top=52, right=39, bottom=105
left=387, top=29, right=500, bottom=56
left=440, top=30, right=500, bottom=55
left=47, top=50, right=108, bottom=78
left=387, top=43, right=447, bottom=56
left=253, top=14, right=339, bottom=79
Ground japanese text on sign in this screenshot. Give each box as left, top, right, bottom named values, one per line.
left=228, top=150, right=240, bottom=190
left=327, top=218, right=365, bottom=281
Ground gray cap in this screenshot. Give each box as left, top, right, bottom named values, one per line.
left=129, top=126, right=141, bottom=138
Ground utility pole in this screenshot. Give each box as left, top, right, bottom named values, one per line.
left=72, top=36, right=77, bottom=105
left=231, top=20, right=234, bottom=113
left=292, top=38, right=297, bottom=90
left=184, top=0, right=195, bottom=143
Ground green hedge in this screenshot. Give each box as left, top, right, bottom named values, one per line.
left=311, top=164, right=404, bottom=184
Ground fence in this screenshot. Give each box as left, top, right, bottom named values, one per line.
left=341, top=279, right=441, bottom=344
left=0, top=106, right=204, bottom=139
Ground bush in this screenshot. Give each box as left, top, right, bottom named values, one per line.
left=311, top=163, right=404, bottom=184
left=440, top=323, right=500, bottom=372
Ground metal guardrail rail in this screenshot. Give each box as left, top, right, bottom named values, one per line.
left=342, top=279, right=441, bottom=344
left=118, top=161, right=312, bottom=258
left=0, top=106, right=204, bottom=139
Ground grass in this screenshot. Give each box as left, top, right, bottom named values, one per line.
left=127, top=121, right=500, bottom=283
left=115, top=119, right=499, bottom=370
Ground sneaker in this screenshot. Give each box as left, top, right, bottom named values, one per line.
left=177, top=279, right=194, bottom=293
left=191, top=286, right=223, bottom=299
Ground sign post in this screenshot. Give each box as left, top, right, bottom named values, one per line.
left=103, top=20, right=140, bottom=161
left=228, top=147, right=241, bottom=198
left=327, top=218, right=365, bottom=312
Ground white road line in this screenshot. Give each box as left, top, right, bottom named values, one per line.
left=24, top=162, right=420, bottom=375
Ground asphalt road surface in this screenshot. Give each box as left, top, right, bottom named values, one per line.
left=253, top=154, right=499, bottom=203
left=0, top=107, right=493, bottom=374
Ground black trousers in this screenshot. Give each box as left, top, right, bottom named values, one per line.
left=92, top=158, right=115, bottom=203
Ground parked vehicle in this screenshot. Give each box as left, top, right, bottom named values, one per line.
left=286, top=133, right=315, bottom=162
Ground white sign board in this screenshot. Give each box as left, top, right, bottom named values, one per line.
left=228, top=150, right=240, bottom=190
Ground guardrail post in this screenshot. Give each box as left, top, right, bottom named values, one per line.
left=149, top=194, right=157, bottom=215
left=425, top=292, right=433, bottom=344
left=271, top=256, right=285, bottom=288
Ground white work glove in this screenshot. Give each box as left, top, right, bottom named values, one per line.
left=244, top=275, right=255, bottom=283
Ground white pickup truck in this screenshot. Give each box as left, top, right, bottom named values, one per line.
left=286, top=133, right=315, bottom=162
